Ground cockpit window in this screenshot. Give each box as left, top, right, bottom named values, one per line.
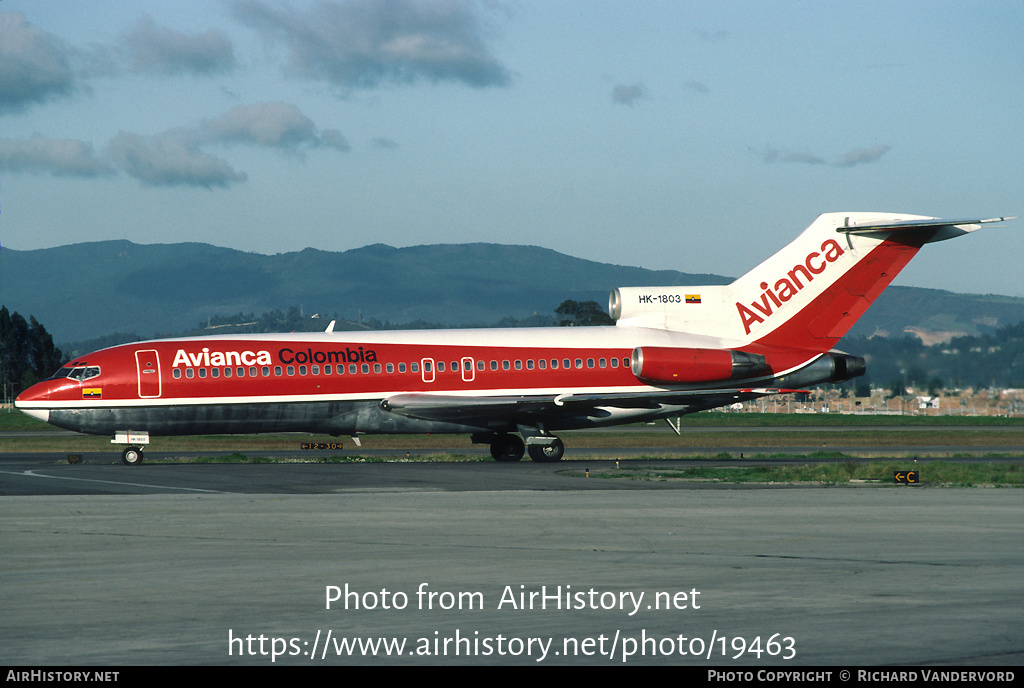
left=48, top=365, right=100, bottom=382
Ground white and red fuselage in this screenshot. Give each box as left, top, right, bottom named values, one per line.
left=16, top=326, right=831, bottom=436
left=16, top=212, right=1009, bottom=462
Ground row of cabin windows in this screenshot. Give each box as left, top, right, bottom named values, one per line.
left=171, top=356, right=632, bottom=379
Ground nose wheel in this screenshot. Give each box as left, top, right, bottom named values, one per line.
left=122, top=446, right=145, bottom=466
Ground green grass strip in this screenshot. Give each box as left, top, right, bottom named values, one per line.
left=574, top=460, right=1021, bottom=486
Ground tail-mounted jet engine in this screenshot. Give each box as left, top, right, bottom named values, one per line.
left=631, top=346, right=768, bottom=384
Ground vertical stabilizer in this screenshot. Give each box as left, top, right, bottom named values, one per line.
left=611, top=213, right=1010, bottom=352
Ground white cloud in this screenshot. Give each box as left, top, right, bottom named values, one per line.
left=108, top=131, right=247, bottom=189
left=231, top=0, right=511, bottom=90
left=106, top=102, right=348, bottom=187
left=755, top=144, right=891, bottom=168
left=124, top=16, right=236, bottom=76
left=0, top=12, right=76, bottom=113
left=0, top=133, right=115, bottom=177
left=611, top=83, right=647, bottom=106
left=204, top=102, right=318, bottom=148
left=836, top=145, right=892, bottom=168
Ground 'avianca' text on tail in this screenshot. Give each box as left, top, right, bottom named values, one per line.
left=15, top=212, right=1016, bottom=465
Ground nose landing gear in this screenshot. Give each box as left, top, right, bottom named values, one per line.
left=121, top=446, right=145, bottom=466
left=113, top=431, right=150, bottom=466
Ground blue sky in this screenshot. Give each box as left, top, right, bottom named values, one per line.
left=2, top=1, right=1022, bottom=296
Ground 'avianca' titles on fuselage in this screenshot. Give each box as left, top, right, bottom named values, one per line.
left=15, top=212, right=1014, bottom=464
left=170, top=345, right=379, bottom=369
left=172, top=348, right=273, bottom=368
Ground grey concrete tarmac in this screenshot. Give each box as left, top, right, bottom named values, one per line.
left=1, top=466, right=1019, bottom=666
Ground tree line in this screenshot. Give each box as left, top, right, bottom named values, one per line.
left=0, top=307, right=65, bottom=401
left=845, top=319, right=1024, bottom=393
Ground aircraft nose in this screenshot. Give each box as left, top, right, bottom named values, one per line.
left=15, top=381, right=54, bottom=423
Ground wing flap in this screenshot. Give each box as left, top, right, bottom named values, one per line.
left=381, top=394, right=558, bottom=422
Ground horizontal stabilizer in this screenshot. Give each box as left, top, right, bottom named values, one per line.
left=837, top=216, right=1016, bottom=241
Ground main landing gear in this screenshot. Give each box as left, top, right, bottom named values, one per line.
left=475, top=433, right=565, bottom=462
left=528, top=439, right=565, bottom=462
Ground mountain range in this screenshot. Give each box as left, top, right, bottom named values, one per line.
left=2, top=240, right=1022, bottom=347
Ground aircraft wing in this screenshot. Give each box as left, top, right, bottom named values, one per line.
left=381, top=387, right=806, bottom=423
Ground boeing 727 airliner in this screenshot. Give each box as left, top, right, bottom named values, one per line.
left=15, top=212, right=1014, bottom=464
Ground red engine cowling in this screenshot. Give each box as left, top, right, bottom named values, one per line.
left=631, top=347, right=767, bottom=383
